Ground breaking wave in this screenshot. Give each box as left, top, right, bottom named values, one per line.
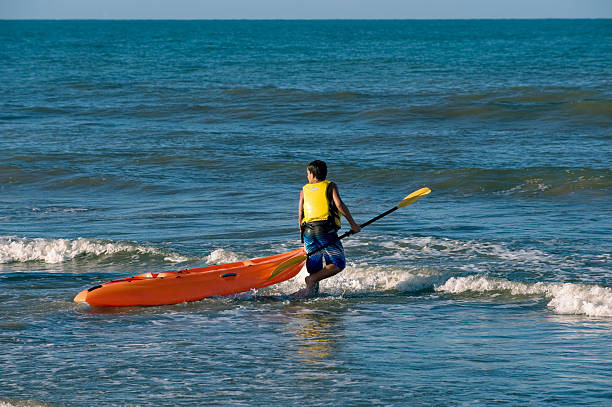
left=0, top=236, right=189, bottom=264
left=436, top=275, right=612, bottom=317
left=0, top=400, right=52, bottom=407
left=205, top=248, right=244, bottom=264
left=263, top=264, right=447, bottom=298
left=261, top=262, right=612, bottom=317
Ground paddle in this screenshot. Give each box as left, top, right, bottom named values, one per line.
left=268, top=187, right=431, bottom=279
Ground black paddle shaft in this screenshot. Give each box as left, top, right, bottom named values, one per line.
left=305, top=205, right=399, bottom=257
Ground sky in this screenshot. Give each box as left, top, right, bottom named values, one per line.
left=1, top=0, right=611, bottom=19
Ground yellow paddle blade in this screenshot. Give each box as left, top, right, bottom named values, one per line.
left=397, top=187, right=431, bottom=208
left=268, top=254, right=307, bottom=280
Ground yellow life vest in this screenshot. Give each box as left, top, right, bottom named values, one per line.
left=301, top=180, right=341, bottom=229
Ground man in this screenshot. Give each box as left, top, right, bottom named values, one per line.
left=294, top=160, right=361, bottom=298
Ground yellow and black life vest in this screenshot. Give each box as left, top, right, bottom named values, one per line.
left=301, top=180, right=341, bottom=230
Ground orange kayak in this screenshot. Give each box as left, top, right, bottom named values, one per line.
left=74, top=248, right=306, bottom=307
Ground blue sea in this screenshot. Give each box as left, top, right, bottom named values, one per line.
left=1, top=20, right=611, bottom=406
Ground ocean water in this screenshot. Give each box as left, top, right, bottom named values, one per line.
left=1, top=20, right=611, bottom=406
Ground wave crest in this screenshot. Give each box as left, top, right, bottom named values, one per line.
left=265, top=265, right=612, bottom=318
left=0, top=236, right=189, bottom=264
left=436, top=275, right=612, bottom=317
left=205, top=248, right=243, bottom=264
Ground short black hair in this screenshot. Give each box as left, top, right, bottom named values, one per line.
left=307, top=160, right=327, bottom=180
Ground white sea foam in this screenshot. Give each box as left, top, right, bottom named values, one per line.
left=0, top=401, right=51, bottom=407
left=497, top=178, right=551, bottom=195
left=262, top=258, right=612, bottom=317
left=262, top=263, right=447, bottom=298
left=436, top=275, right=612, bottom=317
left=322, top=264, right=446, bottom=296
left=205, top=248, right=244, bottom=264
left=30, top=206, right=88, bottom=213
left=0, top=236, right=189, bottom=264
left=389, top=235, right=556, bottom=264
left=375, top=235, right=590, bottom=279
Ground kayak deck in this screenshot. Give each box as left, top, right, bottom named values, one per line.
left=74, top=248, right=306, bottom=307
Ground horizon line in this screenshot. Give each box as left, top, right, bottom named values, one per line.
left=2, top=17, right=611, bottom=21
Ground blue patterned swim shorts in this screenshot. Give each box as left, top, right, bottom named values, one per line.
left=303, top=230, right=346, bottom=274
